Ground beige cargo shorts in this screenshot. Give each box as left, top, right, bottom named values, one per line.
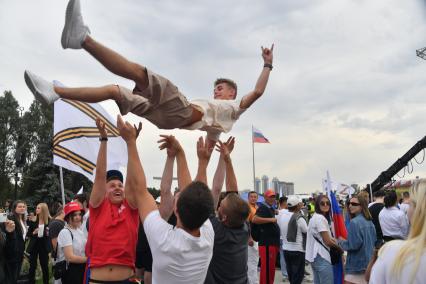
left=116, top=68, right=193, bottom=129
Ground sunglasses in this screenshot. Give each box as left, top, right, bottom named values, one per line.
left=349, top=202, right=360, bottom=207
left=320, top=201, right=330, bottom=206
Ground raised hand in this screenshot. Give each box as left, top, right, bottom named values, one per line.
left=261, top=43, right=274, bottom=64
left=197, top=136, right=213, bottom=162
left=117, top=115, right=142, bottom=143
left=158, top=135, right=183, bottom=158
left=96, top=118, right=108, bottom=138
left=215, top=136, right=235, bottom=159
left=5, top=220, right=15, bottom=233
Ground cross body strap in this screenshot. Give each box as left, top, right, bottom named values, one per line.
left=53, top=228, right=73, bottom=261
left=313, top=234, right=330, bottom=252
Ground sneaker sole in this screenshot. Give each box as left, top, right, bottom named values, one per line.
left=61, top=0, right=78, bottom=49
left=24, top=71, right=50, bottom=106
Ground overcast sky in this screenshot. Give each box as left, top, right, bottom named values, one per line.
left=2, top=0, right=426, bottom=193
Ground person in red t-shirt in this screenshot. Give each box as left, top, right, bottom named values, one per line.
left=85, top=117, right=142, bottom=283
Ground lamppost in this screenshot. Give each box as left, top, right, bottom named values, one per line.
left=14, top=106, right=25, bottom=200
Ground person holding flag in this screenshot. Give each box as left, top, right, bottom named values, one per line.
left=305, top=195, right=343, bottom=284
left=337, top=194, right=376, bottom=284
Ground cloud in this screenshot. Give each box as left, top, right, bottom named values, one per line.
left=2, top=0, right=426, bottom=193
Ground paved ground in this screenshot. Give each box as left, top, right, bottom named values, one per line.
left=273, top=264, right=314, bottom=283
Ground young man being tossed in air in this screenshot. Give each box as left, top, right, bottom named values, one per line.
left=24, top=0, right=274, bottom=142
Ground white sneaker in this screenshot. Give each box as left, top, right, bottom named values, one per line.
left=24, top=70, right=60, bottom=105
left=61, top=0, right=90, bottom=49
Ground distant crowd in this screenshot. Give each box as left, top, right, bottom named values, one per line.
left=0, top=118, right=425, bottom=284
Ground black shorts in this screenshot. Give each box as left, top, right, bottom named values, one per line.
left=135, top=249, right=153, bottom=272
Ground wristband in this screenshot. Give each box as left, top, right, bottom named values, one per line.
left=99, top=137, right=108, bottom=141
left=264, top=63, right=273, bottom=70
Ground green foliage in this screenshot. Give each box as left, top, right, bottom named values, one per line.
left=0, top=91, right=158, bottom=211
left=0, top=91, right=92, bottom=210
left=0, top=91, right=20, bottom=201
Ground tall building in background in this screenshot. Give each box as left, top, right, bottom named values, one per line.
left=281, top=182, right=294, bottom=196
left=262, top=175, right=269, bottom=193
left=255, top=177, right=261, bottom=193
left=272, top=177, right=280, bottom=195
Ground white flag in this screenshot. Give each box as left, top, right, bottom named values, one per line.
left=53, top=99, right=127, bottom=181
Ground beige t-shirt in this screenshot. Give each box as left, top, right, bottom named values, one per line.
left=185, top=99, right=246, bottom=141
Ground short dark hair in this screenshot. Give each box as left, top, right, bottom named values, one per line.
left=279, top=196, right=288, bottom=205
left=214, top=78, right=238, bottom=95
left=64, top=210, right=84, bottom=223
left=177, top=181, right=214, bottom=230
left=222, top=194, right=250, bottom=228
left=384, top=191, right=398, bottom=208
left=402, top=191, right=410, bottom=198
left=373, top=189, right=386, bottom=198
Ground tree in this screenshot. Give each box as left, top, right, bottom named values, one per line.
left=0, top=91, right=20, bottom=202
left=19, top=100, right=92, bottom=209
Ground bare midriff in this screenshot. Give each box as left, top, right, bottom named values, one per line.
left=90, top=265, right=133, bottom=282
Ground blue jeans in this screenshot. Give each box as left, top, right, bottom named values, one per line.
left=279, top=241, right=288, bottom=277
left=311, top=255, right=333, bottom=284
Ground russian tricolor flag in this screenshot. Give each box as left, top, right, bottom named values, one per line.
left=324, top=172, right=347, bottom=284
left=252, top=127, right=270, bottom=143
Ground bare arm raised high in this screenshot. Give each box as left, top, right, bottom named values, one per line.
left=211, top=137, right=235, bottom=208
left=194, top=136, right=213, bottom=185
left=216, top=137, right=237, bottom=192
left=158, top=135, right=192, bottom=192
left=239, top=44, right=274, bottom=109
left=89, top=118, right=108, bottom=208
left=157, top=135, right=177, bottom=220
left=116, top=115, right=156, bottom=222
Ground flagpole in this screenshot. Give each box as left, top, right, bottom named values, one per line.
left=252, top=125, right=256, bottom=193
left=59, top=166, right=65, bottom=206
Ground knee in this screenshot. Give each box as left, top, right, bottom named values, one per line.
left=106, top=84, right=121, bottom=101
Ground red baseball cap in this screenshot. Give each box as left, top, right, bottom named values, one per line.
left=64, top=202, right=83, bottom=218
left=264, top=189, right=276, bottom=198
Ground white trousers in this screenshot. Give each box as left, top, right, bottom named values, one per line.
left=247, top=242, right=259, bottom=284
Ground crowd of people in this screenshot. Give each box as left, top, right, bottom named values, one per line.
left=0, top=114, right=425, bottom=284
left=1, top=0, right=426, bottom=283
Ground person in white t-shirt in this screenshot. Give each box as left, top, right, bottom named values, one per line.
left=305, top=195, right=342, bottom=284
left=399, top=191, right=410, bottom=215
left=278, top=196, right=307, bottom=284
left=118, top=117, right=215, bottom=284
left=277, top=196, right=289, bottom=281
left=370, top=178, right=426, bottom=284
left=25, top=0, right=274, bottom=144
left=379, top=190, right=409, bottom=241
left=57, top=201, right=87, bottom=284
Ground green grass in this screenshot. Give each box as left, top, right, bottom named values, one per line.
left=21, top=255, right=53, bottom=283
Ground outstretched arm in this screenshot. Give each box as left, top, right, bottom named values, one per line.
left=212, top=137, right=236, bottom=208
left=117, top=115, right=156, bottom=222
left=212, top=157, right=226, bottom=209
left=195, top=136, right=213, bottom=184
left=90, top=118, right=108, bottom=208
left=158, top=135, right=192, bottom=192
left=157, top=135, right=176, bottom=220
left=240, top=44, right=274, bottom=109
left=123, top=121, right=142, bottom=209
left=219, top=137, right=237, bottom=192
